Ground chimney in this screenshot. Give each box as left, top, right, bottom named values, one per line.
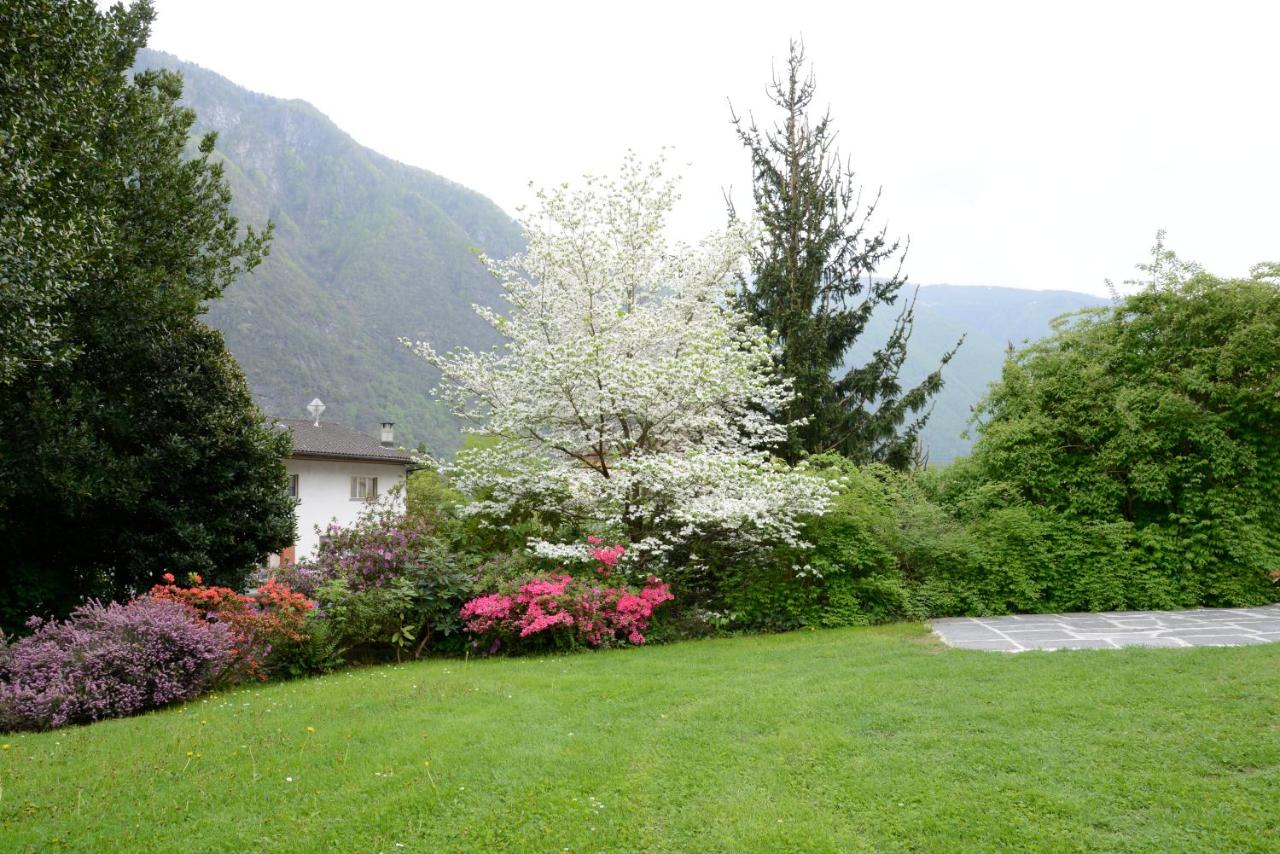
left=380, top=421, right=395, bottom=447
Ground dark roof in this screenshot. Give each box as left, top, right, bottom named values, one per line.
left=274, top=418, right=413, bottom=464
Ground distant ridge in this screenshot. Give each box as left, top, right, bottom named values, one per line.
left=846, top=283, right=1109, bottom=463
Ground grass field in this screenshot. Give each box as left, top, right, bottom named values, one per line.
left=2, top=623, right=1278, bottom=852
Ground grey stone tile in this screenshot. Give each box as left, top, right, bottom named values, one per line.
left=1234, top=620, right=1280, bottom=632
left=1037, top=639, right=1116, bottom=650
left=1155, top=628, right=1259, bottom=639
left=936, top=624, right=1003, bottom=637
left=998, top=629, right=1080, bottom=641
left=930, top=606, right=1280, bottom=652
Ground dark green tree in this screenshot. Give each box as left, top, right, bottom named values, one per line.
left=732, top=42, right=959, bottom=467
left=0, top=0, right=150, bottom=383
left=0, top=0, right=294, bottom=630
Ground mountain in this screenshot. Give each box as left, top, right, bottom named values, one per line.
left=134, top=49, right=523, bottom=454
left=846, top=285, right=1110, bottom=463
left=136, top=50, right=1105, bottom=464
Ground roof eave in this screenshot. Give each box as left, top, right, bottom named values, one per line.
left=288, top=451, right=413, bottom=465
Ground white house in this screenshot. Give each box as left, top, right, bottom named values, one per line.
left=271, top=415, right=413, bottom=562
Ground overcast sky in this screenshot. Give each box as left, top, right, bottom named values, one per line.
left=139, top=0, right=1277, bottom=295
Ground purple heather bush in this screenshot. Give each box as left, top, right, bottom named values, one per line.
left=0, top=598, right=234, bottom=732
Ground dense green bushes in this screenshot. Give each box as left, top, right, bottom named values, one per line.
left=723, top=266, right=1280, bottom=629
left=962, top=263, right=1280, bottom=608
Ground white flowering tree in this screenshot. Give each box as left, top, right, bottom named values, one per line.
left=409, top=155, right=832, bottom=566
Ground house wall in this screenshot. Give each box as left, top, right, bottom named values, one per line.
left=284, top=458, right=407, bottom=559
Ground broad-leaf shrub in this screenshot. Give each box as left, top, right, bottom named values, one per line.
left=0, top=599, right=233, bottom=732
left=959, top=261, right=1280, bottom=608
left=461, top=542, right=674, bottom=652
left=724, top=461, right=945, bottom=630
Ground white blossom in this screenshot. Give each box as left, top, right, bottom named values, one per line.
left=406, top=153, right=832, bottom=562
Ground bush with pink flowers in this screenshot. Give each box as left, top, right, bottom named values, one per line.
left=459, top=541, right=674, bottom=653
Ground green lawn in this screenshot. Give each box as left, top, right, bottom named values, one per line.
left=2, top=624, right=1278, bottom=852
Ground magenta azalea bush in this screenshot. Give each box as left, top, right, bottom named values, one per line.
left=0, top=598, right=235, bottom=732
left=460, top=542, right=675, bottom=652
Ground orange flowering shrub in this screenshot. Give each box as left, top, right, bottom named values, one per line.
left=149, top=573, right=314, bottom=682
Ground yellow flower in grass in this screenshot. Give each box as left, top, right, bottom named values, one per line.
left=306, top=726, right=315, bottom=733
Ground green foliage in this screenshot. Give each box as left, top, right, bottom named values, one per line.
left=279, top=507, right=477, bottom=660
left=405, top=466, right=464, bottom=529
left=733, top=42, right=958, bottom=466
left=965, top=251, right=1280, bottom=608
left=0, top=0, right=150, bottom=383
left=0, top=2, right=294, bottom=630
left=268, top=611, right=344, bottom=679
left=723, top=460, right=933, bottom=630
left=314, top=577, right=419, bottom=662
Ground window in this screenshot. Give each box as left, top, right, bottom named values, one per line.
left=288, top=474, right=299, bottom=499
left=350, top=475, right=378, bottom=502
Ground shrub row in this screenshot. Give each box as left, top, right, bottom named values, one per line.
left=718, top=456, right=1279, bottom=633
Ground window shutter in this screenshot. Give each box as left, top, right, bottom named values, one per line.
left=350, top=477, right=358, bottom=500
left=371, top=477, right=378, bottom=498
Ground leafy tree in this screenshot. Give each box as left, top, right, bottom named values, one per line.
left=732, top=42, right=959, bottom=467
left=410, top=155, right=833, bottom=567
left=0, top=0, right=294, bottom=630
left=967, top=247, right=1280, bottom=605
left=0, top=0, right=149, bottom=383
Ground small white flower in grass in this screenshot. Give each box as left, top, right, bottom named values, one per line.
left=286, top=777, right=294, bottom=783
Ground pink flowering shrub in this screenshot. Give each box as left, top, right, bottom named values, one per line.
left=588, top=541, right=626, bottom=578
left=459, top=540, right=674, bottom=653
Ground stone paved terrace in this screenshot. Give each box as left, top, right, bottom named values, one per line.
left=931, top=605, right=1280, bottom=652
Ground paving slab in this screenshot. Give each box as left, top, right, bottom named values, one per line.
left=932, top=605, right=1280, bottom=652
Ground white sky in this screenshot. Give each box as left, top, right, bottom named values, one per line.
left=139, top=0, right=1278, bottom=295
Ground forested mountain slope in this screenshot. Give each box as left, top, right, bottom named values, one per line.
left=135, top=49, right=523, bottom=452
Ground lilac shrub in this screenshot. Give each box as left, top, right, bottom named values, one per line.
left=260, top=508, right=475, bottom=660
left=0, top=598, right=234, bottom=732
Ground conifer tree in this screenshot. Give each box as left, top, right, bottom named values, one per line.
left=732, top=42, right=960, bottom=467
